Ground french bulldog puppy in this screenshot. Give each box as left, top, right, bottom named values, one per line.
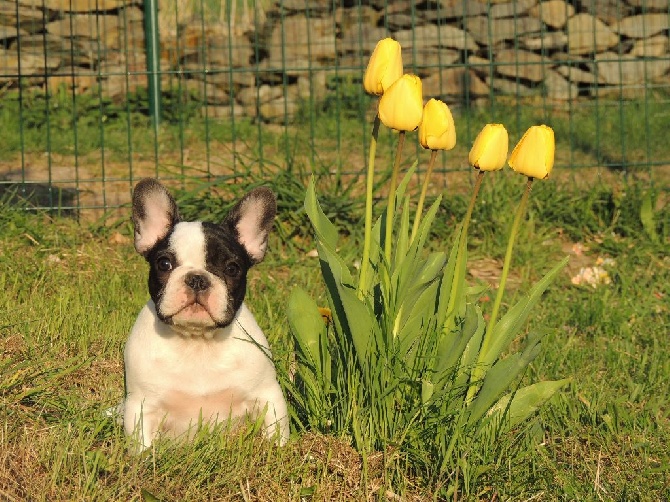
left=122, top=178, right=289, bottom=450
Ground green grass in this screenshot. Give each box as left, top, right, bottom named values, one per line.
left=3, top=86, right=669, bottom=183
left=1, top=175, right=668, bottom=499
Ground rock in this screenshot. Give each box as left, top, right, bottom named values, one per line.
left=99, top=64, right=145, bottom=98
left=567, top=14, right=619, bottom=55
left=490, top=0, right=537, bottom=19
left=596, top=51, right=670, bottom=85
left=625, top=0, right=669, bottom=9
left=275, top=0, right=331, bottom=14
left=46, top=15, right=121, bottom=49
left=200, top=103, right=246, bottom=119
left=528, top=0, right=574, bottom=29
left=193, top=81, right=231, bottom=105
left=18, top=0, right=136, bottom=12
left=335, top=5, right=380, bottom=34
left=579, top=0, right=635, bottom=25
left=11, top=33, right=96, bottom=66
left=495, top=49, right=547, bottom=82
left=424, top=0, right=488, bottom=20
left=259, top=95, right=299, bottom=124
left=615, top=14, right=669, bottom=39
left=555, top=65, right=607, bottom=85
left=422, top=68, right=489, bottom=101
left=268, top=15, right=336, bottom=67
left=299, top=71, right=328, bottom=100
left=237, top=84, right=284, bottom=106
left=338, top=25, right=388, bottom=55
left=544, top=69, right=579, bottom=100
left=394, top=24, right=478, bottom=51
left=182, top=63, right=255, bottom=90
left=486, top=75, right=539, bottom=96
left=0, top=47, right=60, bottom=82
left=46, top=73, right=98, bottom=94
left=382, top=12, right=413, bottom=31
left=466, top=15, right=541, bottom=46
left=198, top=35, right=254, bottom=68
left=1, top=0, right=54, bottom=28
left=1, top=25, right=29, bottom=40
left=520, top=32, right=568, bottom=51
left=402, top=47, right=460, bottom=76
left=630, top=35, right=669, bottom=57
left=589, top=85, right=647, bottom=100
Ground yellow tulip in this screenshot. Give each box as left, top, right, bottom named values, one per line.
left=508, top=125, right=555, bottom=179
left=363, top=38, right=404, bottom=96
left=378, top=74, right=423, bottom=132
left=418, top=99, right=456, bottom=151
left=468, top=123, right=509, bottom=171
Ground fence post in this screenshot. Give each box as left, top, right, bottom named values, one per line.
left=143, top=0, right=161, bottom=129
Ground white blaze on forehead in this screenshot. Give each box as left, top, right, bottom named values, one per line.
left=169, top=222, right=207, bottom=267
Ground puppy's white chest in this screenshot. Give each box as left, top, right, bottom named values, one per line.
left=124, top=302, right=275, bottom=434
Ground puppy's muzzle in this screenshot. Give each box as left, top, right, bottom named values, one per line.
left=185, top=272, right=211, bottom=292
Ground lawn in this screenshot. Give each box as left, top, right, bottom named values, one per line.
left=1, top=167, right=668, bottom=500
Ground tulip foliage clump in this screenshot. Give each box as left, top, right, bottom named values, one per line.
left=287, top=38, right=569, bottom=489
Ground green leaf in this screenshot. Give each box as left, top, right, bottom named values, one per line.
left=317, top=241, right=375, bottom=369
left=640, top=191, right=659, bottom=243
left=394, top=196, right=411, bottom=272
left=482, top=256, right=569, bottom=368
left=397, top=280, right=441, bottom=369
left=305, top=176, right=339, bottom=250
left=487, top=379, right=570, bottom=430
left=436, top=225, right=465, bottom=332
left=141, top=489, right=162, bottom=502
left=467, top=333, right=543, bottom=425
left=449, top=304, right=486, bottom=395
left=394, top=161, right=417, bottom=211
left=437, top=303, right=483, bottom=385
left=287, top=287, right=326, bottom=373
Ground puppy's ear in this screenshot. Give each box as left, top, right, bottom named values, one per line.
left=132, top=178, right=179, bottom=256
left=225, top=187, right=276, bottom=264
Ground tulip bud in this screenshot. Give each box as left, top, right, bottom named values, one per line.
left=418, top=99, right=456, bottom=151
left=508, top=125, right=555, bottom=179
left=363, top=38, right=404, bottom=96
left=378, top=74, right=423, bottom=132
left=468, top=124, right=509, bottom=171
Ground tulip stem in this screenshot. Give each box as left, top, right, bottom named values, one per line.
left=384, top=131, right=406, bottom=265
left=358, top=112, right=381, bottom=297
left=462, top=170, right=485, bottom=244
left=411, top=149, right=438, bottom=243
left=445, top=170, right=485, bottom=323
left=483, top=177, right=534, bottom=353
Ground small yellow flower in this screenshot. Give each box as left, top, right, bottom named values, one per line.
left=508, top=125, right=555, bottom=179
left=468, top=124, right=509, bottom=171
left=363, top=38, right=404, bottom=96
left=418, top=99, right=456, bottom=151
left=378, top=74, right=423, bottom=132
left=318, top=307, right=332, bottom=325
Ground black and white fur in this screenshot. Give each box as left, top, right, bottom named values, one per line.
left=121, top=178, right=289, bottom=449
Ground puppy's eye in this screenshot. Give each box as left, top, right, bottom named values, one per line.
left=156, top=256, right=173, bottom=272
left=224, top=262, right=241, bottom=278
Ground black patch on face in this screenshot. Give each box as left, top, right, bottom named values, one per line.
left=201, top=222, right=253, bottom=325
left=144, top=233, right=176, bottom=319
left=142, top=222, right=253, bottom=328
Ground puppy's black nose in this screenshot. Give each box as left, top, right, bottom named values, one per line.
left=185, top=272, right=211, bottom=292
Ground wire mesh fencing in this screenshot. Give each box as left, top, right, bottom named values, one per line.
left=1, top=0, right=669, bottom=218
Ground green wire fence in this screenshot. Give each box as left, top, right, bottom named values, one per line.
left=1, top=0, right=669, bottom=217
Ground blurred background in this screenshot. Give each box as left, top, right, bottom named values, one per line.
left=1, top=0, right=669, bottom=218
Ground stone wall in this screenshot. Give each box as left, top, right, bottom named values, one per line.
left=2, top=0, right=669, bottom=124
